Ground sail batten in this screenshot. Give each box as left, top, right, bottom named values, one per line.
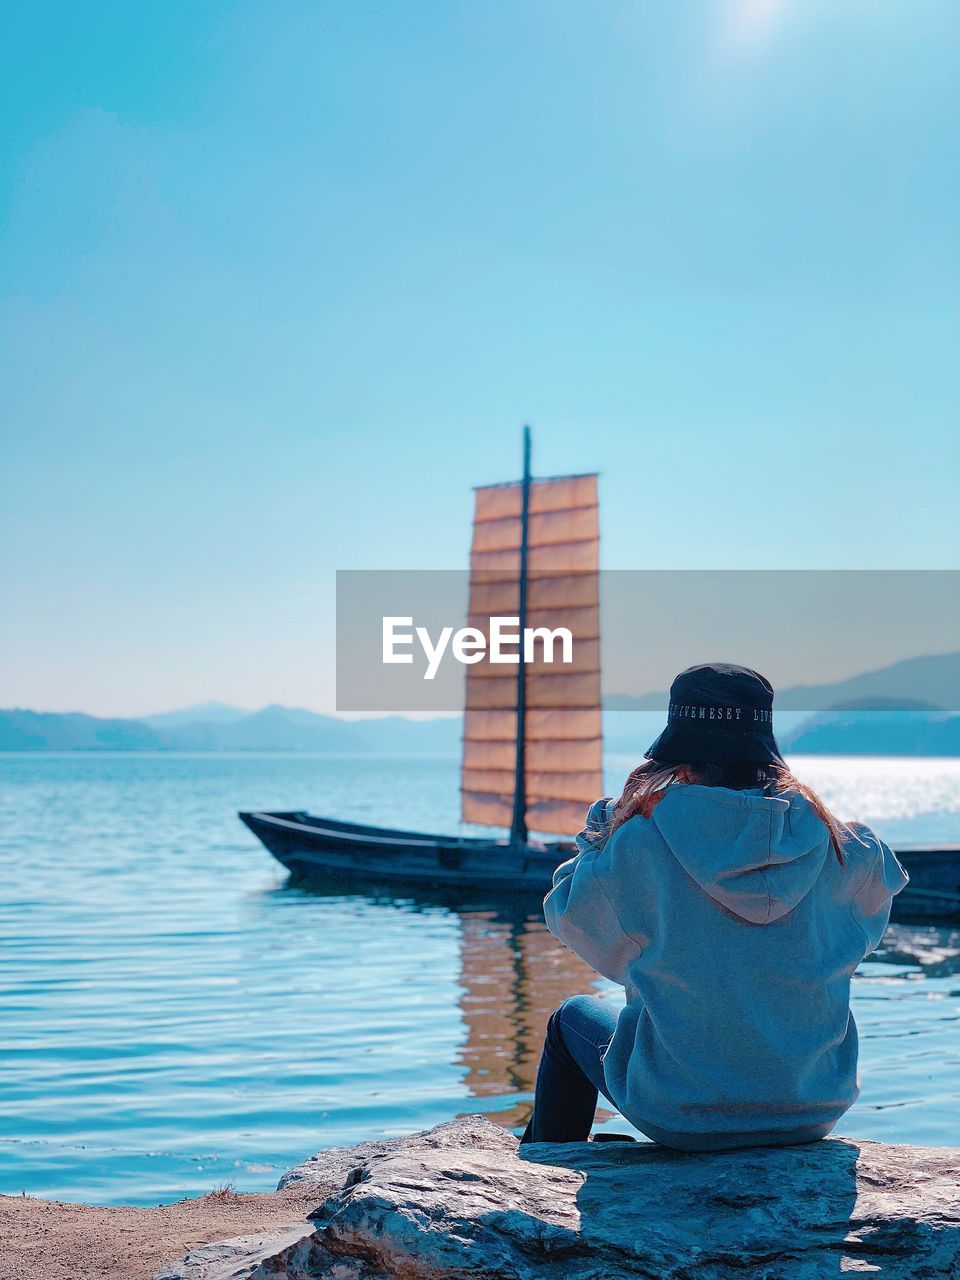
left=461, top=468, right=602, bottom=838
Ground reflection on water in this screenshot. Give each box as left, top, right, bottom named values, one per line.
left=455, top=909, right=597, bottom=1125
left=284, top=882, right=604, bottom=1132
left=847, top=923, right=960, bottom=1147
left=874, top=923, right=960, bottom=977
left=2, top=751, right=959, bottom=1205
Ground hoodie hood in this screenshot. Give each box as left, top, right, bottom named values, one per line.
left=651, top=785, right=830, bottom=924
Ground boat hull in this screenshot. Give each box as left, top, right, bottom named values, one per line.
left=238, top=810, right=572, bottom=893
left=891, top=846, right=960, bottom=923
left=239, top=811, right=960, bottom=922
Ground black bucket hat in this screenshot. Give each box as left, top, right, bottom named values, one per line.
left=645, top=662, right=786, bottom=768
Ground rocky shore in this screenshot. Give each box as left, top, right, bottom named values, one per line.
left=5, top=1118, right=958, bottom=1279
left=0, top=1181, right=326, bottom=1280
left=156, top=1116, right=960, bottom=1280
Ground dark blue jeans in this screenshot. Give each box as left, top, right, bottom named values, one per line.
left=521, top=994, right=619, bottom=1143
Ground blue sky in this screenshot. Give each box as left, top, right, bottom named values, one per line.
left=1, top=0, right=957, bottom=716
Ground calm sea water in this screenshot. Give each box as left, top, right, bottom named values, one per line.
left=1, top=751, right=959, bottom=1206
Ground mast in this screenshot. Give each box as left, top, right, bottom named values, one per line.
left=509, top=425, right=531, bottom=847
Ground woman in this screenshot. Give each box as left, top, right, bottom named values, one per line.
left=522, top=662, right=907, bottom=1151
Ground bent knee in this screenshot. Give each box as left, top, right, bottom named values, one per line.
left=556, top=994, right=604, bottom=1019
left=547, top=993, right=608, bottom=1036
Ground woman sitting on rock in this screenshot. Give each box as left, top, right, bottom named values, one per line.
left=522, top=662, right=907, bottom=1151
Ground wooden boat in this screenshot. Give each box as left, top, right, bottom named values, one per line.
left=239, top=428, right=960, bottom=923
left=237, top=811, right=574, bottom=893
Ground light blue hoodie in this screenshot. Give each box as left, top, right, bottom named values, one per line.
left=544, top=786, right=908, bottom=1151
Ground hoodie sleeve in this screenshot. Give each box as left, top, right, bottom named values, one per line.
left=543, top=799, right=642, bottom=986
left=850, top=826, right=909, bottom=957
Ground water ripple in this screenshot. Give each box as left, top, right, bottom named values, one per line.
left=1, top=751, right=958, bottom=1204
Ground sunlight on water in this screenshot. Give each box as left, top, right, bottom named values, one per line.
left=608, top=752, right=960, bottom=840
left=1, top=752, right=958, bottom=1205
left=787, top=755, right=960, bottom=832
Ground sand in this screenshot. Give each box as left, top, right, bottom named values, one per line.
left=0, top=1182, right=326, bottom=1280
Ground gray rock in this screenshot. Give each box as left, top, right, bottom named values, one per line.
left=157, top=1115, right=960, bottom=1279
left=152, top=1222, right=316, bottom=1280
left=280, top=1131, right=429, bottom=1194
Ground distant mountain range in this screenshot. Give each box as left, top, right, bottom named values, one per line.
left=0, top=705, right=462, bottom=754
left=605, top=651, right=960, bottom=713
left=780, top=699, right=960, bottom=756
left=140, top=701, right=251, bottom=728
left=603, top=652, right=960, bottom=756
left=3, top=652, right=958, bottom=756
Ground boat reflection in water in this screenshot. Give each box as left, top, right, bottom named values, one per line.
left=283, top=872, right=602, bottom=1130
left=874, top=923, right=960, bottom=977
left=453, top=904, right=605, bottom=1129
left=283, top=872, right=960, bottom=1136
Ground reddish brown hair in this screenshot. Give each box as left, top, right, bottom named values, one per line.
left=606, top=760, right=849, bottom=865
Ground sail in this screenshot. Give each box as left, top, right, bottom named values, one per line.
left=461, top=471, right=601, bottom=837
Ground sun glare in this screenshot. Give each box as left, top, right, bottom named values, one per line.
left=725, top=0, right=790, bottom=49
